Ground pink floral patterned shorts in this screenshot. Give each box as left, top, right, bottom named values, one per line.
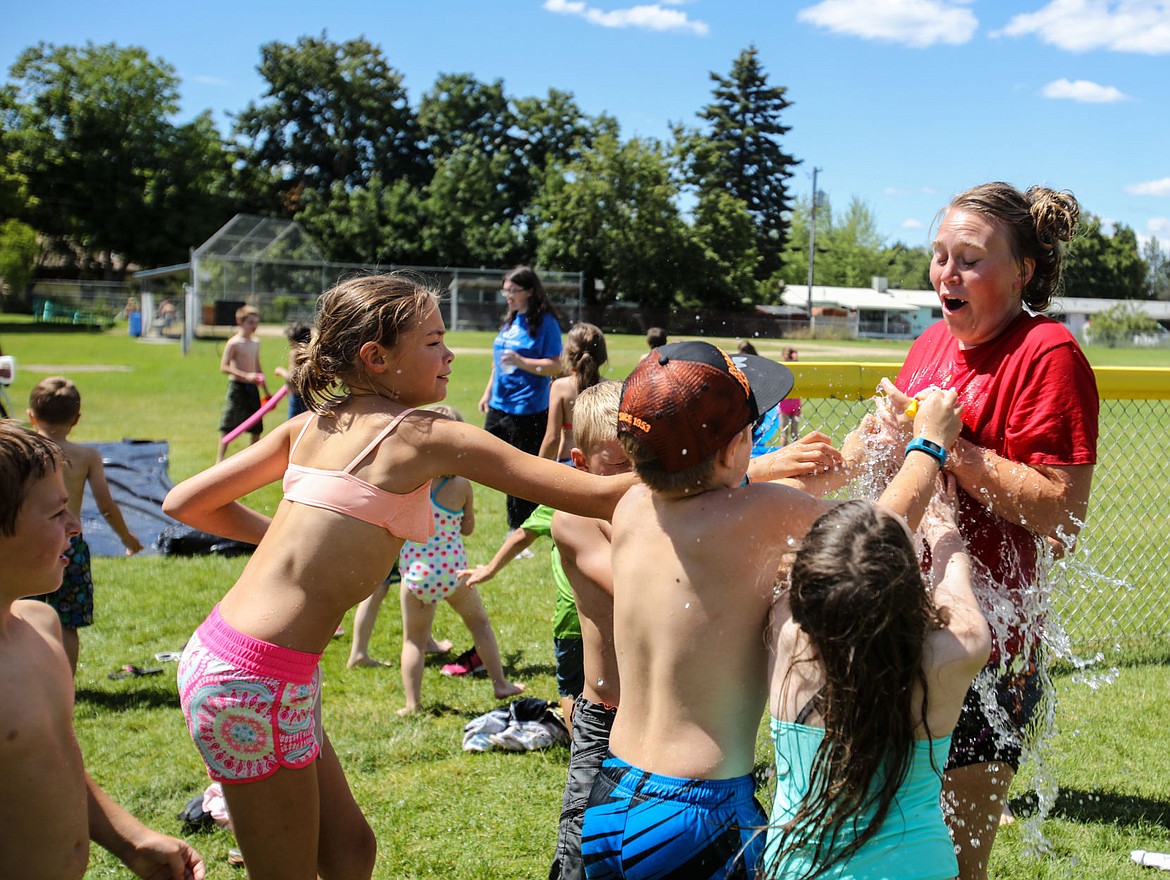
left=178, top=606, right=323, bottom=783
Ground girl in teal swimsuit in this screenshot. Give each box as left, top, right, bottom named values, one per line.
left=766, top=476, right=990, bottom=880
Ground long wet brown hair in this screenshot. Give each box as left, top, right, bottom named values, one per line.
left=770, top=500, right=945, bottom=878
left=290, top=273, right=439, bottom=413
left=562, top=322, right=608, bottom=392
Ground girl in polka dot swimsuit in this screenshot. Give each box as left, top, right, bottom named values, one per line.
left=397, top=405, right=525, bottom=715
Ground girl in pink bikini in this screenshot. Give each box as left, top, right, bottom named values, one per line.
left=165, top=273, right=633, bottom=880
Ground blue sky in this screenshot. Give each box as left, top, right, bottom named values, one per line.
left=4, top=0, right=1170, bottom=250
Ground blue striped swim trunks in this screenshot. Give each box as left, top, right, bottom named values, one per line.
left=581, top=755, right=766, bottom=879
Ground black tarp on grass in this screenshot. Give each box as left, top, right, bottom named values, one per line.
left=79, top=440, right=254, bottom=557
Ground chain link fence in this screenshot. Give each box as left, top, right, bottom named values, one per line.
left=788, top=364, right=1170, bottom=655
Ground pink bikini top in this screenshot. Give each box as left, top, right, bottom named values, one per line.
left=282, top=409, right=433, bottom=543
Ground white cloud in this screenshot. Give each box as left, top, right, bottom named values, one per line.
left=998, top=0, right=1170, bottom=54
left=1126, top=178, right=1170, bottom=196
left=901, top=218, right=925, bottom=229
left=1040, top=77, right=1131, bottom=102
left=796, top=0, right=978, bottom=48
left=543, top=0, right=709, bottom=35
left=1148, top=217, right=1170, bottom=241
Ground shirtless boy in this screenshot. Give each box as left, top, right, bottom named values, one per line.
left=0, top=420, right=204, bottom=879
left=579, top=341, right=961, bottom=879
left=217, top=304, right=267, bottom=462
left=28, top=376, right=144, bottom=673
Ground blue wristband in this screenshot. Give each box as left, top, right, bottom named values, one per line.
left=905, top=437, right=946, bottom=468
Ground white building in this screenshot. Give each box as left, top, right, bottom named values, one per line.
left=775, top=277, right=1170, bottom=342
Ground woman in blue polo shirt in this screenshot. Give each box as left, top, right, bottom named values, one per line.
left=478, top=266, right=564, bottom=529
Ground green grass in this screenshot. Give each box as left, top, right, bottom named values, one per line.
left=2, top=322, right=1169, bottom=878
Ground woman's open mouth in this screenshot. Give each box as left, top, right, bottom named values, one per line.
left=942, top=296, right=967, bottom=313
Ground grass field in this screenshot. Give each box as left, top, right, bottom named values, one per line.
left=3, top=321, right=1170, bottom=878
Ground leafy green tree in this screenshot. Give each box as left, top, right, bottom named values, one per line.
left=533, top=134, right=690, bottom=308
left=682, top=190, right=759, bottom=309
left=1064, top=215, right=1149, bottom=299
left=415, top=73, right=525, bottom=265
left=1142, top=237, right=1170, bottom=301
left=420, top=144, right=523, bottom=267
left=779, top=195, right=917, bottom=290
left=296, top=173, right=428, bottom=265
left=4, top=41, right=229, bottom=275
left=233, top=33, right=426, bottom=218
left=510, top=90, right=615, bottom=254
left=0, top=218, right=39, bottom=301
left=1085, top=302, right=1163, bottom=346
left=818, top=198, right=889, bottom=287
left=683, top=46, right=799, bottom=283
left=884, top=242, right=932, bottom=290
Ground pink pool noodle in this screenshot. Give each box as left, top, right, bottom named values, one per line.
left=220, top=384, right=289, bottom=447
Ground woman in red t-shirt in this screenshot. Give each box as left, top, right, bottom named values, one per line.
left=881, top=182, right=1097, bottom=880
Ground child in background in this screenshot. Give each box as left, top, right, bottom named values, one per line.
left=540, top=322, right=608, bottom=463
left=27, top=376, right=144, bottom=673
left=217, top=304, right=267, bottom=462
left=165, top=273, right=634, bottom=878
left=765, top=478, right=989, bottom=879
left=779, top=347, right=802, bottom=444
left=274, top=321, right=313, bottom=420
left=458, top=495, right=582, bottom=720
left=641, top=327, right=667, bottom=360
left=579, top=341, right=961, bottom=879
left=397, top=404, right=523, bottom=714
left=548, top=381, right=629, bottom=880
left=0, top=421, right=204, bottom=879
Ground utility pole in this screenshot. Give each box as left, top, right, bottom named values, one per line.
left=806, top=167, right=821, bottom=334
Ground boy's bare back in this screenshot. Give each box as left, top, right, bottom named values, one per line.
left=552, top=510, right=620, bottom=708
left=0, top=600, right=91, bottom=878
left=609, top=477, right=829, bottom=780
left=53, top=437, right=99, bottom=518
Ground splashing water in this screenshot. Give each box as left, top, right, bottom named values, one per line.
left=848, top=389, right=1125, bottom=860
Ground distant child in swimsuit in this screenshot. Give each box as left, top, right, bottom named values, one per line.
left=540, top=322, right=608, bottom=463
left=396, top=404, right=523, bottom=714
left=274, top=320, right=313, bottom=420
left=641, top=326, right=667, bottom=360
left=580, top=341, right=962, bottom=880
left=27, top=376, right=144, bottom=674
left=765, top=477, right=989, bottom=880
left=217, top=304, right=268, bottom=462
left=0, top=421, right=204, bottom=879
left=164, top=272, right=634, bottom=879
left=778, top=347, right=802, bottom=445
left=458, top=495, right=579, bottom=721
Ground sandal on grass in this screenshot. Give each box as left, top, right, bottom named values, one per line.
left=107, top=664, right=164, bottom=680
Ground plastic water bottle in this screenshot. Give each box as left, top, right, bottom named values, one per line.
left=498, top=338, right=517, bottom=375
left=1132, top=850, right=1170, bottom=870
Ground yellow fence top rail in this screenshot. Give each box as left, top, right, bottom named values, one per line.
left=787, top=363, right=1170, bottom=401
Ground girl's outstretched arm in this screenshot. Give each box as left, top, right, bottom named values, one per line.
left=163, top=415, right=305, bottom=544
left=427, top=418, right=636, bottom=521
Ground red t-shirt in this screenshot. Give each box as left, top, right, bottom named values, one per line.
left=896, top=313, right=1099, bottom=661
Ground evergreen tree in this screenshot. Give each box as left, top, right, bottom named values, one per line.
left=685, top=46, right=799, bottom=285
